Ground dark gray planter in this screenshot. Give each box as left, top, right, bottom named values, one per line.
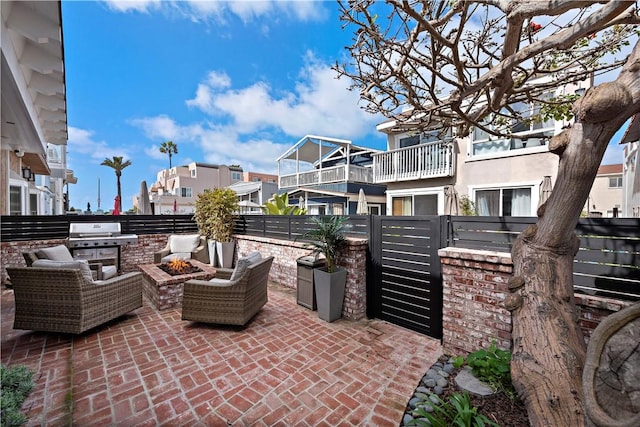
left=313, top=266, right=347, bottom=322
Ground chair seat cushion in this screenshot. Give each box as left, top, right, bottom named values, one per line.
left=31, top=259, right=94, bottom=283
left=36, top=245, right=74, bottom=262
left=161, top=253, right=191, bottom=263
left=169, top=234, right=201, bottom=254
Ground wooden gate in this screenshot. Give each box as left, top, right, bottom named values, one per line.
left=368, top=216, right=448, bottom=338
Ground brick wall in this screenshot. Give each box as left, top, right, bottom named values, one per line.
left=234, top=235, right=369, bottom=320
left=438, top=247, right=634, bottom=356
left=2, top=233, right=369, bottom=321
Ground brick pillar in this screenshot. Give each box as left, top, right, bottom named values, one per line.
left=438, top=247, right=513, bottom=356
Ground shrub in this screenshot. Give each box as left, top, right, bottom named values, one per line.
left=1, top=364, right=35, bottom=427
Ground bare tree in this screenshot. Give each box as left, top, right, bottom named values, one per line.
left=335, top=1, right=640, bottom=426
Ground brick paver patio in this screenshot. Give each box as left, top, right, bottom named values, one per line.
left=1, top=283, right=442, bottom=426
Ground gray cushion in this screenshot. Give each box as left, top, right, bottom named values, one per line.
left=36, top=245, right=74, bottom=262
left=161, top=253, right=191, bottom=263
left=31, top=259, right=94, bottom=283
left=169, top=234, right=201, bottom=253
left=230, top=257, right=252, bottom=281
left=245, top=251, right=262, bottom=265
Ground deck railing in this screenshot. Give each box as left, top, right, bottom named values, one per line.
left=279, top=164, right=373, bottom=189
left=372, top=141, right=455, bottom=183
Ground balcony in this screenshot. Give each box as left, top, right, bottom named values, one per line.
left=373, top=141, right=455, bottom=183
left=279, top=164, right=373, bottom=189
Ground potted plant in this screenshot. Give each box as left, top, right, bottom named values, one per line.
left=302, top=216, right=348, bottom=322
left=194, top=188, right=239, bottom=268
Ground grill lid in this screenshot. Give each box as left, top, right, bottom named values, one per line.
left=69, top=222, right=121, bottom=237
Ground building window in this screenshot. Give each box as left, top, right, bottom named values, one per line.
left=391, top=194, right=438, bottom=215
left=29, top=193, right=37, bottom=215
left=331, top=203, right=344, bottom=215
left=190, top=169, right=196, bottom=178
left=608, top=177, right=622, bottom=188
left=180, top=187, right=192, bottom=197
left=475, top=187, right=532, bottom=216
left=471, top=98, right=554, bottom=157
left=231, top=172, right=242, bottom=181
left=9, top=186, right=22, bottom=215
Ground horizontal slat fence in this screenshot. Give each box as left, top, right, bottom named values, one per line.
left=0, top=214, right=198, bottom=241
left=233, top=215, right=370, bottom=241
left=451, top=216, right=640, bottom=300
left=2, top=214, right=637, bottom=300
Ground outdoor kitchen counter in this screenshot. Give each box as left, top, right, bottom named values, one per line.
left=138, top=260, right=216, bottom=310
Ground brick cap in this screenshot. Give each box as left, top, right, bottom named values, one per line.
left=438, top=247, right=512, bottom=265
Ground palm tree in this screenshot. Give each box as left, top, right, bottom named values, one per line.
left=159, top=140, right=178, bottom=169
left=101, top=156, right=132, bottom=212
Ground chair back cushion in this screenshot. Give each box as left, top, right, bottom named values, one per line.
left=169, top=234, right=201, bottom=253
left=36, top=245, right=74, bottom=262
left=230, top=257, right=252, bottom=281
left=31, top=259, right=94, bottom=283
left=245, top=251, right=262, bottom=265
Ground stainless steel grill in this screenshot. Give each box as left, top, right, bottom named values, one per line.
left=67, top=222, right=138, bottom=248
left=67, top=223, right=138, bottom=272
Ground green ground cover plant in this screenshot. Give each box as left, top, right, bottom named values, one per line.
left=1, top=364, right=35, bottom=427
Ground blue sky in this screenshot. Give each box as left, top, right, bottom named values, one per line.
left=62, top=1, right=629, bottom=211
left=63, top=0, right=387, bottom=211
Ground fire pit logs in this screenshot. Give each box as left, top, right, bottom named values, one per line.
left=158, top=259, right=203, bottom=276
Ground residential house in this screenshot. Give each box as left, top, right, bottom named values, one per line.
left=148, top=162, right=243, bottom=214
left=373, top=77, right=591, bottom=216
left=621, top=115, right=639, bottom=217
left=228, top=180, right=278, bottom=215
left=1, top=1, right=72, bottom=215
left=585, top=164, right=623, bottom=217
left=243, top=171, right=277, bottom=184
left=277, top=135, right=387, bottom=215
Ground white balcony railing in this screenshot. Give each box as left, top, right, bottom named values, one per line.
left=372, top=141, right=455, bottom=183
left=279, top=164, right=373, bottom=189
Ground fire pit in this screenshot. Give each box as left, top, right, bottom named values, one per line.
left=158, top=258, right=203, bottom=276
left=138, top=260, right=216, bottom=310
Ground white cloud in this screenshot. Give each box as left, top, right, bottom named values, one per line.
left=129, top=115, right=181, bottom=140
left=186, top=54, right=383, bottom=139
left=102, top=0, right=161, bottom=13
left=144, top=144, right=168, bottom=160
left=67, top=126, right=134, bottom=163
left=132, top=54, right=385, bottom=175
left=102, top=0, right=328, bottom=24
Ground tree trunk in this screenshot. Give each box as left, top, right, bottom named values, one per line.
left=509, top=41, right=640, bottom=426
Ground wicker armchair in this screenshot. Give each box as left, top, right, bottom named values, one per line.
left=154, top=235, right=209, bottom=264
left=6, top=266, right=143, bottom=334
left=182, top=256, right=274, bottom=326
left=23, top=247, right=118, bottom=280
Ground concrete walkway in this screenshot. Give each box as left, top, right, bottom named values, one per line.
left=1, top=283, right=442, bottom=426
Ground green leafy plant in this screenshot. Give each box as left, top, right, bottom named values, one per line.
left=1, top=364, right=35, bottom=427
left=465, top=342, right=513, bottom=397
left=193, top=188, right=239, bottom=242
left=261, top=192, right=306, bottom=215
left=408, top=392, right=499, bottom=427
left=459, top=196, right=477, bottom=216
left=301, top=216, right=347, bottom=273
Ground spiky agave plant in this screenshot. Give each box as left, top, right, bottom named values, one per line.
left=302, top=216, right=347, bottom=273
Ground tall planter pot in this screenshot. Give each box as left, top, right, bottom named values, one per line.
left=313, top=266, right=347, bottom=322
left=207, top=240, right=217, bottom=266
left=216, top=241, right=235, bottom=268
